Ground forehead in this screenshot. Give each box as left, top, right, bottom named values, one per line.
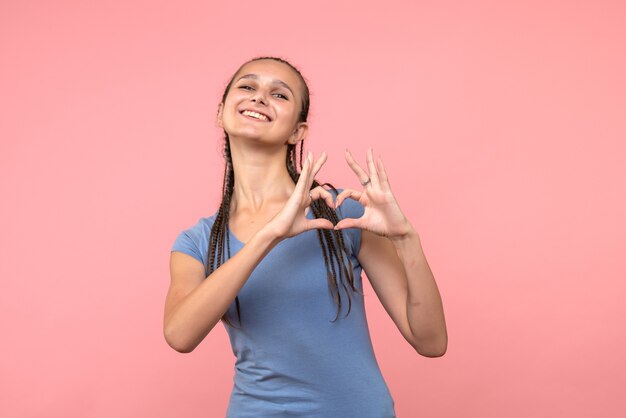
left=234, top=60, right=303, bottom=93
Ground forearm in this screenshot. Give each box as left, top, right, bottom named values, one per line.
left=165, top=228, right=281, bottom=352
left=391, top=228, right=448, bottom=356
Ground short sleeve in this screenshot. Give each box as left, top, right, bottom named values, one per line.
left=333, top=188, right=366, bottom=257
left=171, top=216, right=216, bottom=268
left=171, top=230, right=204, bottom=265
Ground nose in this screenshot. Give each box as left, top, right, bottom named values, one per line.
left=251, top=91, right=267, bottom=105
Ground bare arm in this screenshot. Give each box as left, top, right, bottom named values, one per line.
left=391, top=229, right=447, bottom=356
left=335, top=148, right=447, bottom=357
left=358, top=228, right=447, bottom=357
left=164, top=152, right=334, bottom=353
left=164, top=229, right=280, bottom=353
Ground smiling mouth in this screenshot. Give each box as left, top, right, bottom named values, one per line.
left=240, top=109, right=271, bottom=121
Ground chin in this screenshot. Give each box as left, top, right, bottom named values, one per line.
left=228, top=129, right=265, bottom=140
left=225, top=126, right=287, bottom=145
left=227, top=131, right=282, bottom=147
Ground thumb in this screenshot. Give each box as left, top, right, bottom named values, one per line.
left=334, top=218, right=362, bottom=230
left=306, top=218, right=335, bottom=231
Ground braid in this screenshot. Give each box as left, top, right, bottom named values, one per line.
left=207, top=135, right=241, bottom=328
left=290, top=140, right=362, bottom=322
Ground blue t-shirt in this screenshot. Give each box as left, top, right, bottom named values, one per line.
left=171, top=190, right=396, bottom=417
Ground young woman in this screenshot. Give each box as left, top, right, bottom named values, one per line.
left=165, top=56, right=447, bottom=417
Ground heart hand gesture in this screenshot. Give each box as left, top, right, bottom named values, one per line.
left=265, top=151, right=336, bottom=240
left=334, top=148, right=413, bottom=240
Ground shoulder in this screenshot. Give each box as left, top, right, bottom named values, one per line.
left=173, top=214, right=216, bottom=246
left=181, top=215, right=216, bottom=240
left=170, top=213, right=218, bottom=266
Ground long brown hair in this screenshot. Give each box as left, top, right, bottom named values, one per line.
left=208, top=56, right=362, bottom=328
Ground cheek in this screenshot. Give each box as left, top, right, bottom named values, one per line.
left=223, top=94, right=236, bottom=109
left=224, top=89, right=245, bottom=105
left=277, top=103, right=299, bottom=122
left=223, top=96, right=242, bottom=117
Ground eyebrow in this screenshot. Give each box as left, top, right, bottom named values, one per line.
left=236, top=74, right=294, bottom=97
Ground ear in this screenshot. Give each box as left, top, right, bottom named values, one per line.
left=216, top=103, right=224, bottom=128
left=287, top=122, right=308, bottom=145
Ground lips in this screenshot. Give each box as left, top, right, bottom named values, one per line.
left=239, top=108, right=272, bottom=122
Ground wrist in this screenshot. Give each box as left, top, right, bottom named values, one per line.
left=257, top=225, right=284, bottom=247
left=388, top=222, right=418, bottom=243
left=389, top=231, right=421, bottom=257
left=389, top=227, right=425, bottom=267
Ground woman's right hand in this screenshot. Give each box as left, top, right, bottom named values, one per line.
left=264, top=151, right=336, bottom=240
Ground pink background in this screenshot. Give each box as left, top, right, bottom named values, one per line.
left=1, top=1, right=625, bottom=417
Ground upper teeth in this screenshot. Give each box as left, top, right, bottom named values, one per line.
left=242, top=110, right=269, bottom=121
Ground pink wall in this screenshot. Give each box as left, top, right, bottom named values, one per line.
left=2, top=1, right=625, bottom=417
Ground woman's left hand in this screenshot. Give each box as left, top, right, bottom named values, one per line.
left=334, top=148, right=414, bottom=240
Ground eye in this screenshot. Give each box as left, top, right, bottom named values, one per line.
left=239, top=85, right=254, bottom=90
left=273, top=93, right=288, bottom=100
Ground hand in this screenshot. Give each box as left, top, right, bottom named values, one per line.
left=265, top=151, right=336, bottom=240
left=334, top=147, right=413, bottom=240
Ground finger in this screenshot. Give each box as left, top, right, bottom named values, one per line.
left=308, top=151, right=327, bottom=187
left=335, top=188, right=362, bottom=209
left=309, top=185, right=334, bottom=209
left=366, top=147, right=380, bottom=189
left=334, top=217, right=365, bottom=230
left=345, top=149, right=370, bottom=185
left=293, top=155, right=310, bottom=197
left=306, top=218, right=335, bottom=231
left=294, top=151, right=313, bottom=195
left=303, top=151, right=317, bottom=190
left=303, top=153, right=327, bottom=205
left=376, top=155, right=391, bottom=191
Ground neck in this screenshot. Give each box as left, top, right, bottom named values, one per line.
left=228, top=137, right=296, bottom=213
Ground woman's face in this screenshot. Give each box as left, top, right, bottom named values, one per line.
left=218, top=59, right=307, bottom=146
